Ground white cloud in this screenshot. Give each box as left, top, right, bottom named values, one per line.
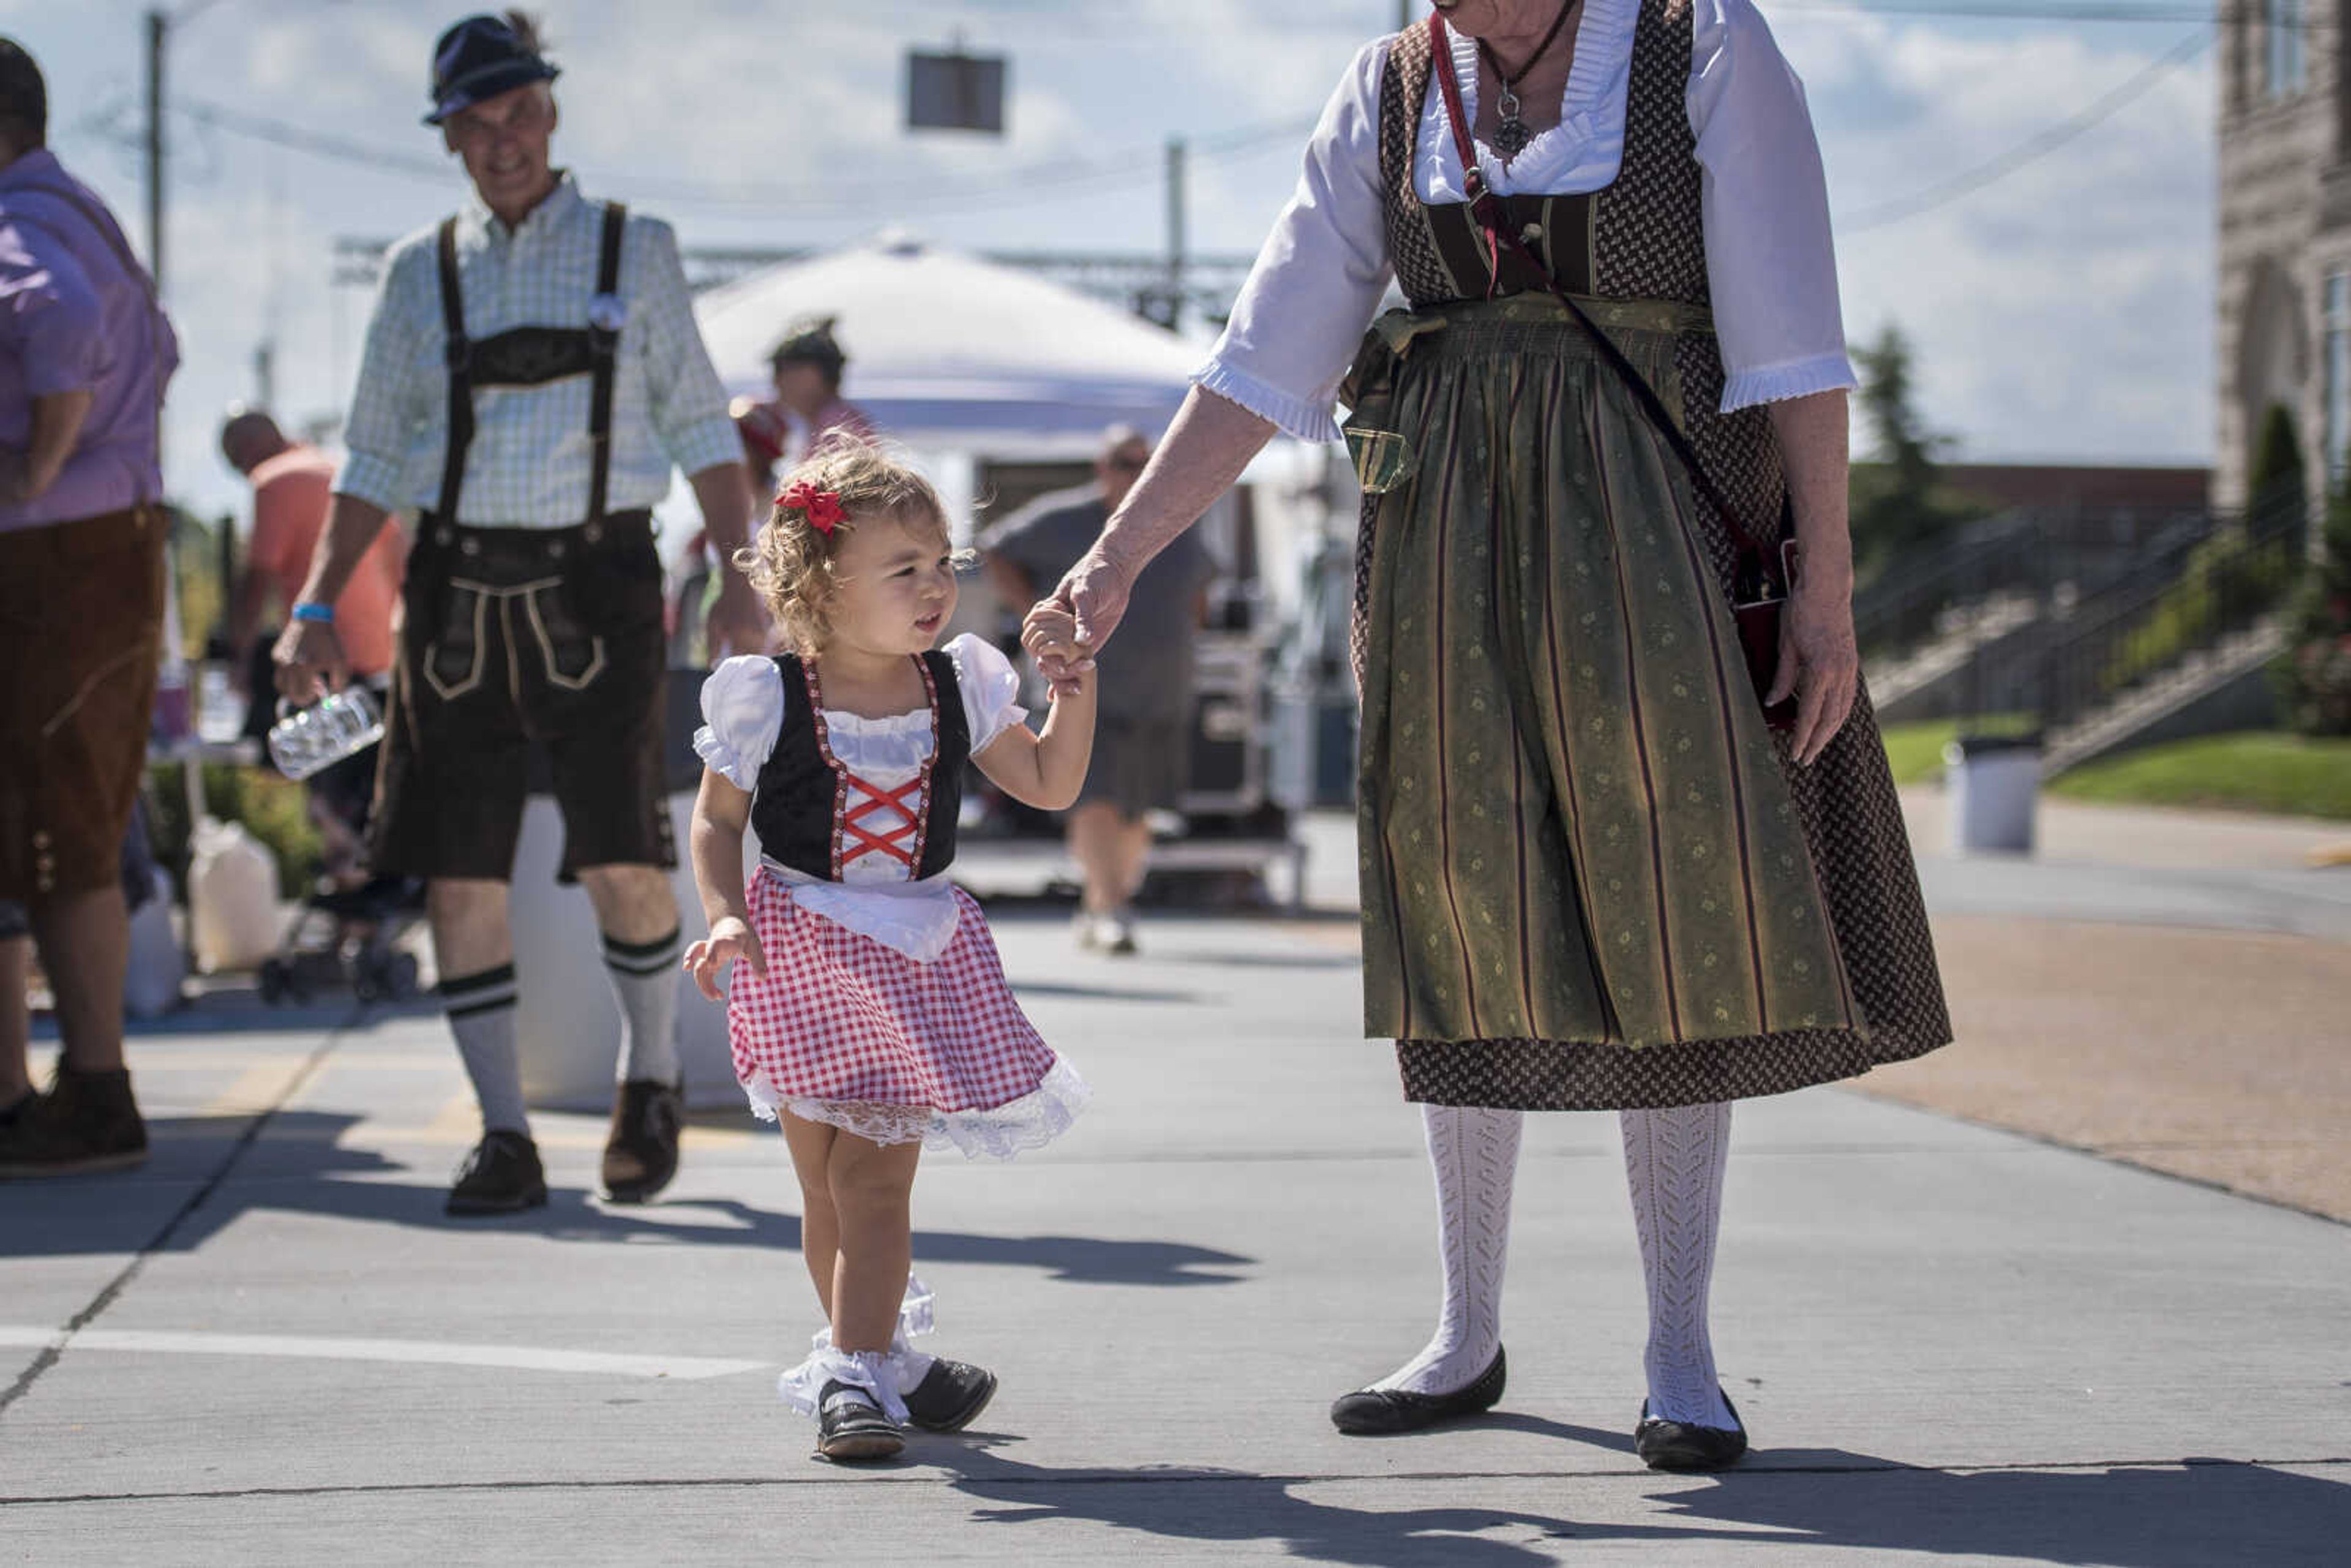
left=1779, top=11, right=2216, bottom=462
left=13, top=0, right=2223, bottom=520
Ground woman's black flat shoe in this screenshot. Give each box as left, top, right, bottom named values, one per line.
left=814, top=1381, right=905, bottom=1464
left=1330, top=1346, right=1506, bottom=1435
left=1634, top=1390, right=1747, bottom=1471
left=901, top=1357, right=998, bottom=1433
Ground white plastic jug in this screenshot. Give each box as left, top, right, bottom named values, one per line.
left=188, top=818, right=280, bottom=974
left=122, top=864, right=184, bottom=1019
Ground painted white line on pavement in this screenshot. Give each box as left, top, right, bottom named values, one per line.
left=0, top=1326, right=766, bottom=1381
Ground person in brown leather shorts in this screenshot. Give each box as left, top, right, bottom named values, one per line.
left=0, top=37, right=179, bottom=1180
left=275, top=13, right=758, bottom=1215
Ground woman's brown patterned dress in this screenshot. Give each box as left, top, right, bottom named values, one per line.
left=1351, top=4, right=1951, bottom=1110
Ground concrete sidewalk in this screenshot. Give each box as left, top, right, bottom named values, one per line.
left=4, top=901, right=2347, bottom=1564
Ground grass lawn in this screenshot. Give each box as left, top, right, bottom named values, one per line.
left=1877, top=723, right=2350, bottom=820
left=1880, top=719, right=1959, bottom=787
left=2046, top=732, right=2351, bottom=821
left=1877, top=715, right=2039, bottom=787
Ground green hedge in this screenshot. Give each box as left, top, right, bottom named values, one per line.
left=143, top=762, right=323, bottom=900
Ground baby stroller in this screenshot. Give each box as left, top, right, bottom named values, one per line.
left=240, top=648, right=426, bottom=1006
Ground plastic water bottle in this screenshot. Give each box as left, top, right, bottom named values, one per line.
left=267, top=688, right=384, bottom=781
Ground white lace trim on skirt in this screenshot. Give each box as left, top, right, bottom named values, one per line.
left=744, top=1056, right=1090, bottom=1160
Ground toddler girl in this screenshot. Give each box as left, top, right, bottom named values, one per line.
left=684, top=447, right=1095, bottom=1463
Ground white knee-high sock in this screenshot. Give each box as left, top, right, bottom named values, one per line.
left=1374, top=1103, right=1522, bottom=1394
left=1621, top=1100, right=1737, bottom=1428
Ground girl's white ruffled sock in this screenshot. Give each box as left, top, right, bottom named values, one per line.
left=1621, top=1100, right=1738, bottom=1429
left=804, top=1275, right=937, bottom=1400
left=1373, top=1103, right=1523, bottom=1395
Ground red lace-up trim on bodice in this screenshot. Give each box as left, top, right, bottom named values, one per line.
left=798, top=656, right=941, bottom=880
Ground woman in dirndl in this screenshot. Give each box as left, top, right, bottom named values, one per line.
left=1027, top=0, right=1952, bottom=1469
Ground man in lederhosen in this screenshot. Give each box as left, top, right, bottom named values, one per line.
left=276, top=12, right=759, bottom=1215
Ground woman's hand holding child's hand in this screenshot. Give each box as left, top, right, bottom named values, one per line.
left=683, top=915, right=766, bottom=1002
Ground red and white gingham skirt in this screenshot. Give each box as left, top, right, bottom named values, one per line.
left=727, top=869, right=1085, bottom=1157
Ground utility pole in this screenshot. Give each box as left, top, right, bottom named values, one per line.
left=144, top=9, right=165, bottom=293
left=1164, top=137, right=1188, bottom=334
left=1397, top=0, right=1415, bottom=33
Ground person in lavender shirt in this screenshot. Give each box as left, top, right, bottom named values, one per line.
left=0, top=37, right=180, bottom=1179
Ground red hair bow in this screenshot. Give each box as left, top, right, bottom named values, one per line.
left=776, top=481, right=846, bottom=536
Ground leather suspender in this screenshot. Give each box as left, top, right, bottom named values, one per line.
left=433, top=216, right=471, bottom=526
left=433, top=200, right=629, bottom=527
left=583, top=200, right=627, bottom=525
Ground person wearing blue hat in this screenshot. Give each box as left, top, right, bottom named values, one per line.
left=276, top=10, right=762, bottom=1217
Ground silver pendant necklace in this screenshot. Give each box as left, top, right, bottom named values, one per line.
left=1477, top=0, right=1578, bottom=163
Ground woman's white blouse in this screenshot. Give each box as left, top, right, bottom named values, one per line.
left=692, top=633, right=1026, bottom=961
left=1196, top=0, right=1856, bottom=443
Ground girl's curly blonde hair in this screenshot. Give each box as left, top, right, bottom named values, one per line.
left=736, top=445, right=954, bottom=656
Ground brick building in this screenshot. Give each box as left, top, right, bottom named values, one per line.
left=2218, top=1, right=2349, bottom=511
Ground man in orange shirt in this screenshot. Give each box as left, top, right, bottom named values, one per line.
left=223, top=410, right=407, bottom=684
left=222, top=409, right=408, bottom=873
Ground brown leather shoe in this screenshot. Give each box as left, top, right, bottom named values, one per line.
left=601, top=1078, right=683, bottom=1203
left=0, top=1067, right=149, bottom=1179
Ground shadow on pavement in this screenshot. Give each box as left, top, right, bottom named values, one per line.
left=32, top=991, right=437, bottom=1040
left=1159, top=951, right=1364, bottom=971
left=930, top=1439, right=2349, bottom=1567
left=1649, top=1449, right=2351, bottom=1566
left=0, top=1112, right=1253, bottom=1289
left=1006, top=980, right=1207, bottom=1005
left=941, top=1438, right=1578, bottom=1568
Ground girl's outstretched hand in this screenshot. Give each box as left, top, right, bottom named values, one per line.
left=1021, top=602, right=1094, bottom=699
left=683, top=915, right=766, bottom=1002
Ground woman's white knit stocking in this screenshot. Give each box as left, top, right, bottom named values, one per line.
left=1620, top=1100, right=1738, bottom=1428
left=1374, top=1103, right=1523, bottom=1394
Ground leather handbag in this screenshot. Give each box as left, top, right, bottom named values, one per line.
left=1427, top=11, right=1798, bottom=730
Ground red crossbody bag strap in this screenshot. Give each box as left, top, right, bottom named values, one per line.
left=1425, top=12, right=1786, bottom=595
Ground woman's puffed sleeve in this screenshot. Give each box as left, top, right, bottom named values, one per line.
left=945, top=634, right=1028, bottom=754
left=693, top=655, right=785, bottom=790
left=1192, top=38, right=1395, bottom=443
left=1687, top=0, right=1859, bottom=414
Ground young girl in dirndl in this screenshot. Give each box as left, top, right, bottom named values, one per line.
left=684, top=447, right=1095, bottom=1463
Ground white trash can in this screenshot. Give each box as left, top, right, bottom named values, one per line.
left=1944, top=732, right=2042, bottom=856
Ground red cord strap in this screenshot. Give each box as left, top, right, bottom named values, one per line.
left=1423, top=10, right=1790, bottom=595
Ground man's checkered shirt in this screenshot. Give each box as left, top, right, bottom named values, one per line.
left=336, top=174, right=739, bottom=528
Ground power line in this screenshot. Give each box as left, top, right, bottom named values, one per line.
left=171, top=97, right=1312, bottom=216
left=1840, top=24, right=2213, bottom=231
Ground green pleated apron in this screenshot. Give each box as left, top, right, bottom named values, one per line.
left=1346, top=295, right=1859, bottom=1050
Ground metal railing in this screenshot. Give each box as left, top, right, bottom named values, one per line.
left=1853, top=509, right=2046, bottom=662
left=2024, top=493, right=2309, bottom=737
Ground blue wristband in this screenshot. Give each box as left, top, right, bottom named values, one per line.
left=291, top=601, right=336, bottom=624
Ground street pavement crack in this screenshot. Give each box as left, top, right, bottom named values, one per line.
left=2, top=1454, right=2347, bottom=1507
left=0, top=1021, right=356, bottom=1420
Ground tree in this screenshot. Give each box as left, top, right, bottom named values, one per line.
left=2246, top=401, right=2306, bottom=518
left=2274, top=483, right=2351, bottom=736
left=1847, top=326, right=1971, bottom=576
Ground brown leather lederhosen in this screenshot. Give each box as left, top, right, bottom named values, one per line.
left=370, top=201, right=678, bottom=883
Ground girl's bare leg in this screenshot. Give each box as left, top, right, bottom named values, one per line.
left=826, top=1130, right=921, bottom=1352
left=779, top=1111, right=842, bottom=1316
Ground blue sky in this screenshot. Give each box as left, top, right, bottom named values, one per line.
left=7, top=1, right=2216, bottom=520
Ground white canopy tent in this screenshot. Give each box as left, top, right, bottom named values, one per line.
left=694, top=231, right=1209, bottom=459
left=681, top=231, right=1334, bottom=625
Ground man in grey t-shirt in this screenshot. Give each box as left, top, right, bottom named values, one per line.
left=984, top=427, right=1213, bottom=954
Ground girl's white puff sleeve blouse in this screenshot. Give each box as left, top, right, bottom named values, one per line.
left=1194, top=0, right=1855, bottom=443
left=692, top=633, right=1026, bottom=962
